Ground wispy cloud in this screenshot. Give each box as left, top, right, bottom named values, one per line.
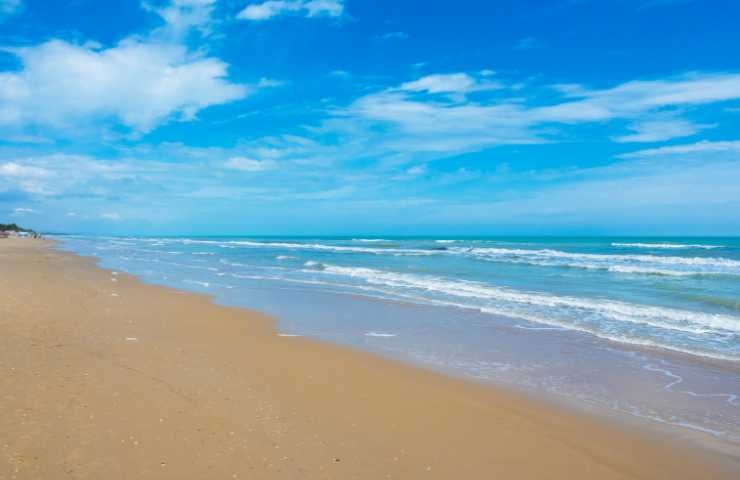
left=224, top=156, right=274, bottom=171
left=143, top=0, right=217, bottom=38
left=614, top=118, right=712, bottom=143
left=237, top=0, right=344, bottom=21
left=619, top=139, right=740, bottom=158
left=400, top=73, right=479, bottom=94
left=323, top=70, right=740, bottom=159
left=537, top=72, right=740, bottom=122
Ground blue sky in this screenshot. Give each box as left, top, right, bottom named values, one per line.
left=1, top=0, right=739, bottom=235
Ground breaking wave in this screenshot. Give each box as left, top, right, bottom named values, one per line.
left=309, top=264, right=740, bottom=361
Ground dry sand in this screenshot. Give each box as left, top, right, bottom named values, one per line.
left=1, top=238, right=738, bottom=479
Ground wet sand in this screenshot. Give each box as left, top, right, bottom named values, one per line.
left=1, top=238, right=737, bottom=479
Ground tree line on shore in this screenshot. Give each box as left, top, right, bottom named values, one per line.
left=0, top=223, right=37, bottom=235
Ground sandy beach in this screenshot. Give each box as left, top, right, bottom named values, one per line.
left=1, top=238, right=737, bottom=479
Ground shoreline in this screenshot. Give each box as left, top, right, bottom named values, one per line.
left=2, top=238, right=738, bottom=478
left=56, top=235, right=740, bottom=454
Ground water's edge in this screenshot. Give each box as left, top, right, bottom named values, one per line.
left=51, top=236, right=740, bottom=458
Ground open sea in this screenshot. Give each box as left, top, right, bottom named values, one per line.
left=54, top=236, right=740, bottom=448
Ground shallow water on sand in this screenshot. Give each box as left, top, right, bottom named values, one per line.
left=54, top=235, right=740, bottom=448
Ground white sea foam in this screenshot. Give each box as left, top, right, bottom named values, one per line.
left=606, top=265, right=696, bottom=276
left=276, top=255, right=296, bottom=260
left=514, top=325, right=565, bottom=331
left=181, top=239, right=437, bottom=256
left=455, top=246, right=740, bottom=276
left=316, top=264, right=740, bottom=361
left=57, top=235, right=740, bottom=362
left=612, top=242, right=722, bottom=250
left=104, top=237, right=739, bottom=276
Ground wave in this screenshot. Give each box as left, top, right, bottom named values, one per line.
left=74, top=236, right=740, bottom=276
left=178, top=239, right=437, bottom=256
left=55, top=236, right=740, bottom=363
left=455, top=247, right=740, bottom=276
left=612, top=242, right=722, bottom=250
left=180, top=239, right=740, bottom=276
left=311, top=264, right=740, bottom=361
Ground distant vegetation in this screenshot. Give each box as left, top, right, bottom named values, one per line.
left=0, top=223, right=35, bottom=233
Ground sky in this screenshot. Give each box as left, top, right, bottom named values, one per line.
left=1, top=0, right=739, bottom=236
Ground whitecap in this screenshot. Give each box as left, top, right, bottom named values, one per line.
left=316, top=264, right=740, bottom=361
left=612, top=242, right=722, bottom=250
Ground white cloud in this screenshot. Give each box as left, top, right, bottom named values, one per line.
left=100, top=212, right=121, bottom=220
left=619, top=140, right=740, bottom=158
left=330, top=71, right=740, bottom=157
left=13, top=207, right=34, bottom=214
left=345, top=90, right=540, bottom=154
left=534, top=72, right=740, bottom=123
left=0, top=161, right=53, bottom=194
left=0, top=1, right=253, bottom=137
left=614, top=118, right=711, bottom=143
left=401, top=74, right=477, bottom=94
left=144, top=0, right=217, bottom=38
left=0, top=39, right=248, bottom=133
left=224, top=156, right=274, bottom=171
left=237, top=0, right=343, bottom=21
left=0, top=154, right=171, bottom=197
left=0, top=161, right=50, bottom=178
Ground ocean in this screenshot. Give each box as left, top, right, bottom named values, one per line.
left=54, top=235, right=740, bottom=445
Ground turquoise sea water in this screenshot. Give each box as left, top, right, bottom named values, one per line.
left=54, top=236, right=740, bottom=446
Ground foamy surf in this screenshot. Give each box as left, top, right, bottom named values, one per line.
left=54, top=235, right=740, bottom=362
left=53, top=234, right=740, bottom=445
left=315, top=264, right=740, bottom=362
left=455, top=246, right=740, bottom=276
left=365, top=332, right=398, bottom=337
left=612, top=242, right=722, bottom=250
